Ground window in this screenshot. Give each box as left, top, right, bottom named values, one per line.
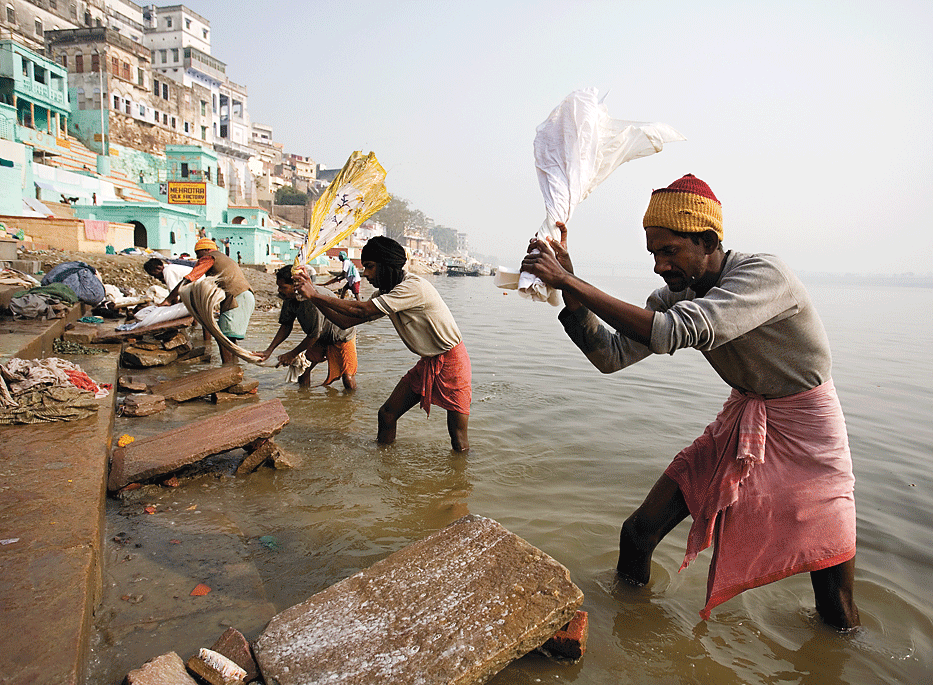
left=160, top=49, right=166, bottom=64
left=125, top=100, right=131, bottom=114
left=171, top=116, right=176, bottom=129
left=35, top=19, right=42, bottom=36
left=111, top=56, right=119, bottom=73
left=163, top=113, right=168, bottom=124
left=171, top=48, right=178, bottom=62
left=185, top=18, right=190, bottom=29
left=202, top=28, right=208, bottom=39
left=91, top=53, right=99, bottom=71
left=6, top=5, right=15, bottom=24
left=139, top=104, right=146, bottom=117
left=153, top=78, right=159, bottom=96
left=201, top=125, right=207, bottom=141
left=161, top=82, right=168, bottom=100
left=60, top=54, right=67, bottom=68
left=122, top=61, right=130, bottom=80
left=200, top=100, right=206, bottom=116
left=153, top=109, right=158, bottom=122
left=113, top=95, right=119, bottom=109
left=181, top=163, right=189, bottom=178
left=166, top=17, right=172, bottom=28
left=184, top=121, right=189, bottom=133
left=137, top=68, right=144, bottom=86
left=70, top=3, right=76, bottom=19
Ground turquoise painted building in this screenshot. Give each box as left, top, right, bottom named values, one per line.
left=1, top=41, right=275, bottom=263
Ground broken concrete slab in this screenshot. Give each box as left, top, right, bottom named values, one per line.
left=118, top=375, right=149, bottom=393
left=252, top=514, right=584, bottom=685
left=122, top=346, right=179, bottom=367
left=209, top=627, right=261, bottom=683
left=62, top=322, right=100, bottom=344
left=235, top=438, right=279, bottom=475
left=226, top=379, right=259, bottom=395
left=121, top=393, right=166, bottom=417
left=150, top=365, right=244, bottom=402
left=94, top=316, right=195, bottom=343
left=107, top=399, right=289, bottom=491
left=124, top=651, right=198, bottom=685
left=160, top=331, right=190, bottom=350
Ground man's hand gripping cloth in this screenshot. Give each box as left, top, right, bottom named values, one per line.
left=664, top=379, right=856, bottom=619
left=401, top=342, right=472, bottom=416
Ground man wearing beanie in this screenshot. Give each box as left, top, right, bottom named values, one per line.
left=521, top=174, right=859, bottom=630
left=294, top=236, right=471, bottom=452
left=164, top=237, right=255, bottom=365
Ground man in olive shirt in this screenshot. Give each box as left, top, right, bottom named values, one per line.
left=164, top=237, right=254, bottom=365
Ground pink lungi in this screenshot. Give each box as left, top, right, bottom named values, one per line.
left=665, top=379, right=856, bottom=619
left=401, top=341, right=471, bottom=416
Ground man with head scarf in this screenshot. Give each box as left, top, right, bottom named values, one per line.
left=521, top=174, right=859, bottom=631
left=323, top=251, right=362, bottom=300
left=163, top=237, right=255, bottom=365
left=294, top=236, right=471, bottom=452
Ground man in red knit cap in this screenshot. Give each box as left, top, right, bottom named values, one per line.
left=521, top=174, right=859, bottom=630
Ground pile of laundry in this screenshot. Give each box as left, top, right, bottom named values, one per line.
left=0, top=356, right=109, bottom=424
left=0, top=261, right=148, bottom=320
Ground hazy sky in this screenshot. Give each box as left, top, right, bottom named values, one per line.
left=191, top=0, right=931, bottom=275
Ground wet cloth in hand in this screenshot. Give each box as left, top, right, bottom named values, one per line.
left=401, top=341, right=471, bottom=416
left=665, top=379, right=856, bottom=619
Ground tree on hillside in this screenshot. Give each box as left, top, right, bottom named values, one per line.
left=275, top=185, right=308, bottom=205
left=373, top=195, right=418, bottom=242
left=431, top=225, right=459, bottom=254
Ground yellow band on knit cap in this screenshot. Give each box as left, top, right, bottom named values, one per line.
left=643, top=174, right=723, bottom=241
left=194, top=238, right=217, bottom=252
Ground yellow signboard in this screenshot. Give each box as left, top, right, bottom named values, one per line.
left=167, top=181, right=207, bottom=205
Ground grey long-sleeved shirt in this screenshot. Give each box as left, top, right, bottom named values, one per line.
left=557, top=251, right=832, bottom=399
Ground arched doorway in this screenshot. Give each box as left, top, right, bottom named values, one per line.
left=131, top=221, right=148, bottom=248
left=231, top=216, right=246, bottom=224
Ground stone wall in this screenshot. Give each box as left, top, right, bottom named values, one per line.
left=0, top=215, right=134, bottom=253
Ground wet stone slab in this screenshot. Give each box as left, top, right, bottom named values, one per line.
left=252, top=514, right=584, bottom=685
left=107, top=398, right=289, bottom=490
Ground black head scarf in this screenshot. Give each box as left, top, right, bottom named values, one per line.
left=361, top=236, right=407, bottom=292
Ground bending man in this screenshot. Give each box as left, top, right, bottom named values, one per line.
left=164, top=237, right=255, bottom=365
left=323, top=251, right=362, bottom=300
left=295, top=236, right=471, bottom=452
left=521, top=174, right=859, bottom=630
left=256, top=265, right=358, bottom=389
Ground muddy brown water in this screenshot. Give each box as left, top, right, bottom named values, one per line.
left=86, top=273, right=933, bottom=684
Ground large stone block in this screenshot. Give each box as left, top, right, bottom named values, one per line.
left=108, top=399, right=290, bottom=490
left=253, top=515, right=584, bottom=685
left=150, top=365, right=243, bottom=402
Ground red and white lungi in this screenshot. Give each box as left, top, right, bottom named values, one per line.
left=665, top=379, right=856, bottom=619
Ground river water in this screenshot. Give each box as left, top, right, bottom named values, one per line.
left=89, top=271, right=933, bottom=684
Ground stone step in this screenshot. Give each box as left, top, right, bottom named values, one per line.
left=252, top=515, right=584, bottom=685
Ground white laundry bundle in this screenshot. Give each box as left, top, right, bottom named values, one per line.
left=496, top=88, right=685, bottom=305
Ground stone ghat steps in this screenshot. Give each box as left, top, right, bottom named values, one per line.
left=31, top=134, right=158, bottom=204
